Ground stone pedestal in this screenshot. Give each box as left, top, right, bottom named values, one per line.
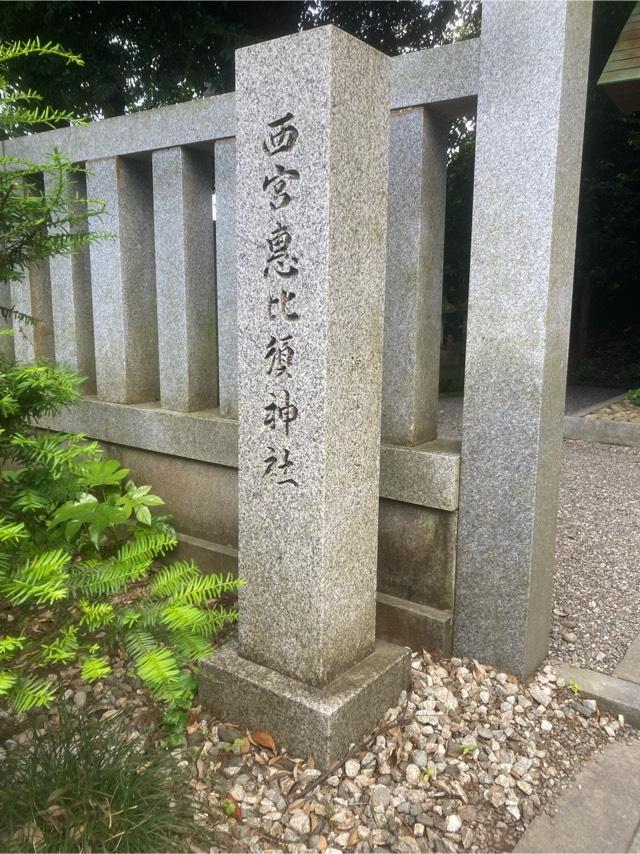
left=201, top=26, right=409, bottom=766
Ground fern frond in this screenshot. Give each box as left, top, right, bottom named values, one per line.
left=149, top=561, right=199, bottom=597
left=189, top=604, right=240, bottom=637
left=0, top=517, right=26, bottom=543
left=9, top=675, right=56, bottom=712
left=0, top=635, right=26, bottom=659
left=160, top=602, right=211, bottom=633
left=78, top=600, right=114, bottom=630
left=151, top=565, right=242, bottom=605
left=135, top=647, right=181, bottom=691
left=80, top=655, right=112, bottom=681
left=41, top=625, right=78, bottom=663
left=0, top=548, right=69, bottom=605
left=170, top=630, right=214, bottom=663
left=0, top=669, right=18, bottom=695
left=124, top=628, right=158, bottom=660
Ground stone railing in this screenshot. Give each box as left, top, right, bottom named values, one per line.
left=3, top=37, right=480, bottom=656
left=3, top=0, right=592, bottom=687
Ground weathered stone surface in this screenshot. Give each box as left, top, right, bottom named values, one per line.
left=382, top=107, right=447, bottom=446
left=390, top=38, right=480, bottom=115
left=454, top=1, right=593, bottom=677
left=152, top=146, right=217, bottom=411
left=376, top=593, right=452, bottom=656
left=380, top=438, right=460, bottom=511
left=86, top=157, right=159, bottom=403
left=11, top=260, right=54, bottom=363
left=200, top=639, right=410, bottom=769
left=41, top=398, right=460, bottom=510
left=377, top=500, right=457, bottom=611
left=44, top=170, right=96, bottom=390
left=3, top=92, right=235, bottom=163
left=235, top=25, right=392, bottom=687
left=214, top=137, right=238, bottom=418
left=40, top=397, right=238, bottom=468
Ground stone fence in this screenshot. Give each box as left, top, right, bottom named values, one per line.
left=3, top=1, right=592, bottom=703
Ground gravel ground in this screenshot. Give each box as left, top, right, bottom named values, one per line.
left=1, top=652, right=633, bottom=853
left=585, top=400, right=640, bottom=422
left=437, top=390, right=640, bottom=675
left=548, top=439, right=640, bottom=674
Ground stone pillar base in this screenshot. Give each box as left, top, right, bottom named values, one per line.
left=199, top=639, right=410, bottom=769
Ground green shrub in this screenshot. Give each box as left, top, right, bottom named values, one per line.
left=0, top=711, right=196, bottom=852
left=0, top=360, right=243, bottom=713
left=627, top=388, right=640, bottom=407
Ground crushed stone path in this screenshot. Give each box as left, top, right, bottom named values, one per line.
left=549, top=439, right=640, bottom=674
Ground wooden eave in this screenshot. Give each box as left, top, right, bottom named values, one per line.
left=598, top=2, right=640, bottom=113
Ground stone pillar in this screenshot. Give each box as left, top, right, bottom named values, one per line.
left=86, top=157, right=159, bottom=404
left=382, top=107, right=448, bottom=446
left=454, top=1, right=592, bottom=677
left=201, top=25, right=409, bottom=767
left=44, top=170, right=96, bottom=391
left=0, top=281, right=14, bottom=361
left=214, top=137, right=238, bottom=419
left=152, top=146, right=217, bottom=412
left=11, top=261, right=54, bottom=363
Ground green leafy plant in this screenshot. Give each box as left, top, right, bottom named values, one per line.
left=627, top=388, right=640, bottom=407
left=220, top=798, right=237, bottom=818
left=568, top=679, right=581, bottom=696
left=460, top=740, right=477, bottom=756
left=0, top=361, right=243, bottom=713
left=0, top=710, right=197, bottom=852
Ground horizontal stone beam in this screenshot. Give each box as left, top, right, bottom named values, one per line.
left=390, top=38, right=479, bottom=115
left=2, top=92, right=236, bottom=163
left=3, top=38, right=479, bottom=164
left=38, top=397, right=460, bottom=511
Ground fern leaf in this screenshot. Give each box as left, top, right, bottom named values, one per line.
left=10, top=675, right=56, bottom=712
left=41, top=626, right=78, bottom=663
left=135, top=648, right=181, bottom=690
left=0, top=635, right=26, bottom=659
left=0, top=669, right=18, bottom=695
left=80, top=655, right=112, bottom=681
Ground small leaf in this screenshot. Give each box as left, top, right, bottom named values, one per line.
left=250, top=729, right=276, bottom=752
left=221, top=793, right=242, bottom=822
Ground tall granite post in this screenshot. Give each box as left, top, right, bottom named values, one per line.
left=454, top=1, right=592, bottom=677
left=201, top=26, right=409, bottom=767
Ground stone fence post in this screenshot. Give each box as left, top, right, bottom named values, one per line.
left=454, top=0, right=593, bottom=677
left=201, top=25, right=409, bottom=767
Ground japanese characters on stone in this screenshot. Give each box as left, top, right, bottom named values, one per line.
left=262, top=113, right=300, bottom=487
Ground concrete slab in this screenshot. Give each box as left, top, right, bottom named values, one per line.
left=514, top=741, right=640, bottom=853
left=563, top=415, right=640, bottom=448
left=615, top=633, right=640, bottom=685
left=555, top=665, right=640, bottom=729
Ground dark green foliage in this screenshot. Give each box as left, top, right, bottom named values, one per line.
left=627, top=388, right=640, bottom=407
left=0, top=711, right=195, bottom=852
left=569, top=2, right=640, bottom=378
left=0, top=361, right=243, bottom=713
left=0, top=2, right=479, bottom=118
